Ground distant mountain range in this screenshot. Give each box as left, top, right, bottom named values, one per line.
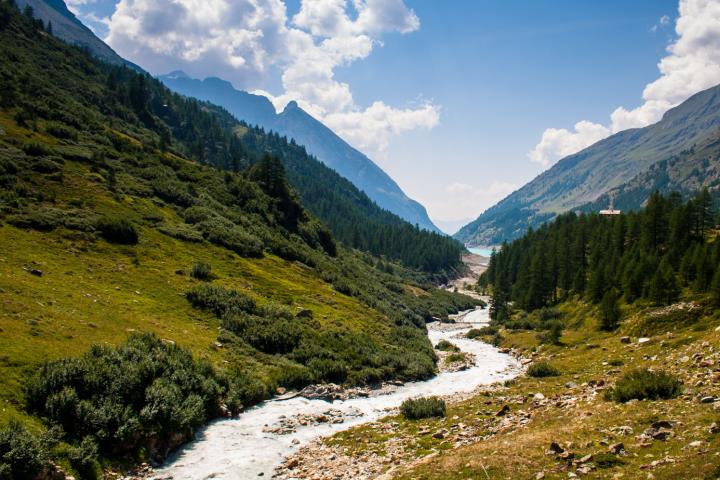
left=455, top=83, right=720, bottom=246
left=16, top=0, right=140, bottom=70
left=158, top=72, right=441, bottom=233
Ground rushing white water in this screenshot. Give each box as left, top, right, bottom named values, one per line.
left=153, top=308, right=520, bottom=480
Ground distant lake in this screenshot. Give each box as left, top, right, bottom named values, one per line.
left=468, top=247, right=495, bottom=257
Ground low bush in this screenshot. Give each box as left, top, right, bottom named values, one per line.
left=0, top=421, right=50, bottom=479
left=27, top=334, right=225, bottom=459
left=444, top=352, right=466, bottom=364
left=466, top=326, right=497, bottom=338
left=400, top=396, right=446, bottom=420
left=158, top=224, right=204, bottom=243
left=605, top=369, right=682, bottom=403
left=435, top=340, right=459, bottom=352
left=527, top=361, right=560, bottom=378
left=186, top=284, right=256, bottom=317
left=96, top=217, right=139, bottom=245
left=190, top=262, right=213, bottom=281
left=593, top=452, right=625, bottom=469
left=608, top=359, right=624, bottom=367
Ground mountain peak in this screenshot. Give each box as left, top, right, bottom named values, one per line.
left=284, top=100, right=300, bottom=111
left=164, top=70, right=189, bottom=80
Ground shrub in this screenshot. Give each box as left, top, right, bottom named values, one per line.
left=445, top=352, right=466, bottom=364
left=158, top=224, right=204, bottom=243
left=306, top=358, right=348, bottom=384
left=608, top=359, right=624, bottom=367
left=593, top=452, right=625, bottom=469
left=96, top=217, right=138, bottom=245
left=605, top=369, right=682, bottom=403
left=400, top=396, right=446, bottom=420
left=276, top=364, right=314, bottom=390
left=190, top=262, right=212, bottom=281
left=538, top=320, right=563, bottom=345
left=26, top=334, right=225, bottom=457
left=466, top=326, right=497, bottom=339
left=435, top=340, right=459, bottom=352
left=186, top=284, right=256, bottom=317
left=0, top=421, right=49, bottom=479
left=600, top=290, right=621, bottom=331
left=527, top=361, right=560, bottom=378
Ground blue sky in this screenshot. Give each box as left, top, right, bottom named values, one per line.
left=69, top=0, right=718, bottom=233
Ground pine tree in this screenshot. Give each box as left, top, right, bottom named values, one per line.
left=648, top=257, right=679, bottom=306
left=600, top=290, right=621, bottom=331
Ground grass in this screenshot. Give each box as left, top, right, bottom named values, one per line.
left=0, top=220, right=391, bottom=426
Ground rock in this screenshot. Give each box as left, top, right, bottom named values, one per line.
left=565, top=382, right=578, bottom=389
left=496, top=405, right=510, bottom=416
left=536, top=473, right=545, bottom=479
left=534, top=393, right=545, bottom=400
left=651, top=420, right=673, bottom=430
left=432, top=429, right=447, bottom=439
left=620, top=337, right=631, bottom=344
left=638, top=337, right=650, bottom=344
left=686, top=440, right=704, bottom=449
left=23, top=267, right=43, bottom=277
left=609, top=442, right=625, bottom=454
left=296, top=309, right=314, bottom=319
left=559, top=451, right=575, bottom=460
left=276, top=387, right=286, bottom=395
left=175, top=269, right=185, bottom=275
left=578, top=454, right=593, bottom=463
left=576, top=465, right=593, bottom=475
left=547, top=442, right=564, bottom=454
left=612, top=425, right=633, bottom=436
left=652, top=430, right=670, bottom=441
left=700, top=396, right=716, bottom=403
left=286, top=458, right=299, bottom=469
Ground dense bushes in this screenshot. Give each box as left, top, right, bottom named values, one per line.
left=96, top=217, right=138, bottom=245
left=26, top=334, right=225, bottom=458
left=186, top=284, right=256, bottom=317
left=605, top=369, right=682, bottom=402
left=527, top=362, right=560, bottom=378
left=400, top=396, right=447, bottom=420
left=0, top=421, right=50, bottom=479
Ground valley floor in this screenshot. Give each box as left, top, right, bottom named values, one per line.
left=278, top=300, right=720, bottom=480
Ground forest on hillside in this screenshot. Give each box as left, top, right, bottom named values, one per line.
left=481, top=189, right=720, bottom=328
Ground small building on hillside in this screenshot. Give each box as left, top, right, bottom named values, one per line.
left=600, top=194, right=621, bottom=216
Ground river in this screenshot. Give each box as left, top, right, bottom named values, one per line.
left=152, top=307, right=520, bottom=479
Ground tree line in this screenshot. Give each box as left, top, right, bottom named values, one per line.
left=480, top=190, right=720, bottom=326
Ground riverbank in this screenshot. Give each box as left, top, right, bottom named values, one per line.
left=447, top=253, right=488, bottom=300
left=136, top=310, right=521, bottom=479
left=290, top=299, right=720, bottom=480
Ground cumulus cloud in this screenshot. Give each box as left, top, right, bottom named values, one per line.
left=104, top=0, right=435, bottom=157
left=529, top=0, right=720, bottom=168
left=529, top=121, right=610, bottom=168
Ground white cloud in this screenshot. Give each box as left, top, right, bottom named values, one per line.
left=528, top=121, right=610, bottom=168
left=104, top=0, right=434, bottom=157
left=529, top=0, right=720, bottom=169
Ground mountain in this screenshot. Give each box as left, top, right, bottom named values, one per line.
left=16, top=0, right=140, bottom=69
left=11, top=0, right=462, bottom=275
left=158, top=72, right=442, bottom=233
left=456, top=83, right=720, bottom=246
left=0, top=4, right=478, bottom=474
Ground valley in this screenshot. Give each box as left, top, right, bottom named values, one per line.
left=1, top=1, right=720, bottom=479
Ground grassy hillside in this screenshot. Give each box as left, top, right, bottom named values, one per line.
left=0, top=3, right=477, bottom=476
